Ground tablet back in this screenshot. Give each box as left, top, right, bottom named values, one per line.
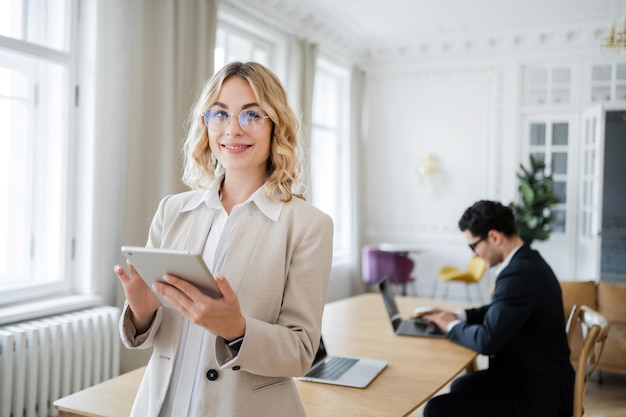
left=121, top=246, right=222, bottom=299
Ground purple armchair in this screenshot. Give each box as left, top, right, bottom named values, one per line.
left=361, top=245, right=416, bottom=296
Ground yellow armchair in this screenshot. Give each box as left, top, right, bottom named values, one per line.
left=432, top=256, right=487, bottom=302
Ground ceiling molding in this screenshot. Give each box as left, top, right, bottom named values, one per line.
left=361, top=24, right=609, bottom=63
left=224, top=0, right=369, bottom=60
left=224, top=0, right=611, bottom=65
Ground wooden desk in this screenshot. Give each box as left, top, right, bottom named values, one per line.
left=55, top=294, right=476, bottom=417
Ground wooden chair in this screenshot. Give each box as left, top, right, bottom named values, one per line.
left=432, top=256, right=487, bottom=302
left=566, top=304, right=610, bottom=417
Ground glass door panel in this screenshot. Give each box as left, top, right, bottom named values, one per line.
left=577, top=106, right=604, bottom=279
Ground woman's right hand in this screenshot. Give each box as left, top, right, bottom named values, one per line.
left=114, top=261, right=161, bottom=333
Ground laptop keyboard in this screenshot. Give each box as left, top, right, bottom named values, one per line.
left=398, top=319, right=430, bottom=334
left=398, top=319, right=444, bottom=336
left=307, top=356, right=358, bottom=380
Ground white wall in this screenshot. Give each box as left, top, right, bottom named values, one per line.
left=361, top=58, right=514, bottom=299
left=360, top=46, right=624, bottom=300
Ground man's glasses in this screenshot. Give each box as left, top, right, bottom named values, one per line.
left=468, top=235, right=487, bottom=252
left=203, top=107, right=271, bottom=133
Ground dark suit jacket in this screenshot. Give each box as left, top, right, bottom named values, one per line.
left=447, top=244, right=575, bottom=416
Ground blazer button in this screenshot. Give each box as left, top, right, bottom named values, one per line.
left=206, top=369, right=219, bottom=381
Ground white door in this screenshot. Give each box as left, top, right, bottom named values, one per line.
left=576, top=106, right=605, bottom=280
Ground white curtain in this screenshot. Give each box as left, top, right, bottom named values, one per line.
left=350, top=65, right=367, bottom=294
left=76, top=0, right=217, bottom=306
left=287, top=38, right=318, bottom=199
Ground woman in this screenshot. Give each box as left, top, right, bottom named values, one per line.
left=114, top=61, right=333, bottom=417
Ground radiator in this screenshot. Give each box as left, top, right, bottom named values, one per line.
left=0, top=306, right=121, bottom=417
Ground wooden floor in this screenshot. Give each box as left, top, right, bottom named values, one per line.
left=409, top=355, right=626, bottom=416
left=583, top=371, right=626, bottom=417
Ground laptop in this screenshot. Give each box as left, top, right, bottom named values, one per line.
left=298, top=336, right=388, bottom=388
left=378, top=278, right=446, bottom=338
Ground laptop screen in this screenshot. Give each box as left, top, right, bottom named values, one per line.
left=310, top=336, right=328, bottom=368
left=378, top=278, right=403, bottom=329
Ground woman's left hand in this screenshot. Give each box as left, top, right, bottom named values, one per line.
left=153, top=273, right=246, bottom=340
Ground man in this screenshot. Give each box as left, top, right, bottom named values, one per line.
left=419, top=200, right=574, bottom=417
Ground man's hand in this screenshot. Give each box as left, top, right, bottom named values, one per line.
left=413, top=308, right=459, bottom=332
left=422, top=310, right=459, bottom=331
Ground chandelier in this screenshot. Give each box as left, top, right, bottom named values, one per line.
left=602, top=19, right=626, bottom=52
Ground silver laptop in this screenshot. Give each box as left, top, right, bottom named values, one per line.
left=378, top=278, right=446, bottom=338
left=298, top=336, right=388, bottom=388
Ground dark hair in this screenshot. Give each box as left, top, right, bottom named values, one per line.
left=458, top=200, right=517, bottom=237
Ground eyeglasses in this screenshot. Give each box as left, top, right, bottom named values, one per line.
left=468, top=235, right=487, bottom=252
left=203, top=107, right=271, bottom=133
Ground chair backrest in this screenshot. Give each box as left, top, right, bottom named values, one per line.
left=467, top=256, right=487, bottom=282
left=361, top=245, right=414, bottom=284
left=566, top=304, right=610, bottom=417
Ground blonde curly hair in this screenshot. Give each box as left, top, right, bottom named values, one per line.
left=182, top=61, right=304, bottom=202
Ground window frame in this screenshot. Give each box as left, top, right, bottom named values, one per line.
left=0, top=0, right=79, bottom=308
left=588, top=61, right=626, bottom=103
left=524, top=64, right=574, bottom=106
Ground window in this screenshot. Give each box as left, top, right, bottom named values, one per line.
left=310, top=58, right=352, bottom=260
left=525, top=65, right=572, bottom=105
left=0, top=0, right=77, bottom=305
left=214, top=23, right=271, bottom=72
left=214, top=8, right=287, bottom=79
left=526, top=118, right=572, bottom=234
left=214, top=9, right=354, bottom=262
left=590, top=62, right=626, bottom=102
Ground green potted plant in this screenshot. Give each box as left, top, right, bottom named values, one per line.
left=509, top=155, right=560, bottom=245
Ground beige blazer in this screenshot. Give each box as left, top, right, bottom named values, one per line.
left=120, top=189, right=333, bottom=417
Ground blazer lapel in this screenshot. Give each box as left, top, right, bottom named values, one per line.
left=213, top=209, right=271, bottom=291
left=165, top=204, right=215, bottom=254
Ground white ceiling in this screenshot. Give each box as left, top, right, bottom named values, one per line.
left=241, top=0, right=624, bottom=61
left=296, top=0, right=615, bottom=41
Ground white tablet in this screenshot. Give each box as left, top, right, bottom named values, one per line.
left=121, top=246, right=222, bottom=299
